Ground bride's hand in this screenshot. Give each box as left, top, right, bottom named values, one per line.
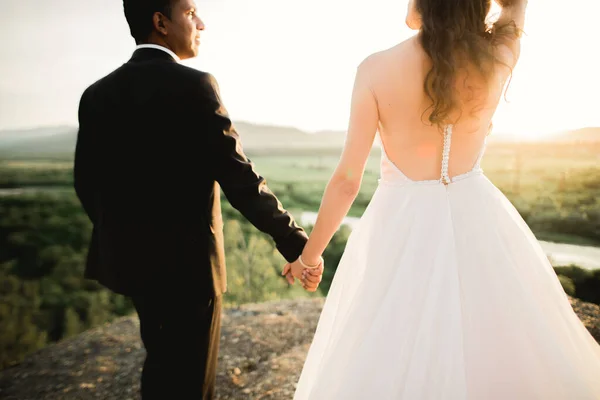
left=282, top=259, right=324, bottom=292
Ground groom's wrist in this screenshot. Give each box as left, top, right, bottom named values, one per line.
left=277, top=230, right=309, bottom=263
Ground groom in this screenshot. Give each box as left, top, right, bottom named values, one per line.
left=73, top=0, right=324, bottom=398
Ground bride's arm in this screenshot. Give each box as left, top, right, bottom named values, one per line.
left=496, top=0, right=528, bottom=32
left=494, top=0, right=529, bottom=65
left=299, top=59, right=379, bottom=266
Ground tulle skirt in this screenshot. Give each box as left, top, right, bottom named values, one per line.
left=294, top=174, right=600, bottom=400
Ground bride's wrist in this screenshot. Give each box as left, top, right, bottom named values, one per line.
left=298, top=254, right=323, bottom=269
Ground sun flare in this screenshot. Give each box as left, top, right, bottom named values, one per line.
left=0, top=0, right=598, bottom=138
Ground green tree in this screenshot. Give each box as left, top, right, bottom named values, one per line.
left=557, top=275, right=576, bottom=296
left=0, top=261, right=47, bottom=369
left=320, top=225, right=352, bottom=294
left=223, top=219, right=312, bottom=305
left=63, top=307, right=82, bottom=338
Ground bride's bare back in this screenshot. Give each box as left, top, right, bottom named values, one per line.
left=300, top=0, right=528, bottom=265
left=364, top=36, right=511, bottom=181
left=349, top=0, right=527, bottom=182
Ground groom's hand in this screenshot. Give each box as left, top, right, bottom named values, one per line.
left=282, top=260, right=324, bottom=292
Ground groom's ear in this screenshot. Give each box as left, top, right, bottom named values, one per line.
left=153, top=12, right=168, bottom=36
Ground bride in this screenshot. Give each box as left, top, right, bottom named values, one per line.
left=284, top=0, right=600, bottom=398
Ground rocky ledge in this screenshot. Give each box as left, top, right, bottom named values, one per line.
left=0, top=297, right=598, bottom=400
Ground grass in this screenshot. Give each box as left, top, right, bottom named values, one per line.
left=1, top=139, right=598, bottom=245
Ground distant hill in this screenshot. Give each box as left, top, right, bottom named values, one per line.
left=0, top=126, right=77, bottom=159
left=0, top=122, right=347, bottom=159
left=549, top=127, right=600, bottom=143
left=0, top=126, right=73, bottom=141
left=231, top=122, right=346, bottom=151
left=0, top=126, right=76, bottom=147
left=486, top=127, right=600, bottom=143
left=0, top=123, right=598, bottom=160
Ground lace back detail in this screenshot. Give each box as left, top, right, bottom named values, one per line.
left=440, top=125, right=452, bottom=185
left=378, top=123, right=486, bottom=187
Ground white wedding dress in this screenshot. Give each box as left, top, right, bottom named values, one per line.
left=294, top=125, right=600, bottom=399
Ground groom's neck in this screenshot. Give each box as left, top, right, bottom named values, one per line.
left=138, top=34, right=176, bottom=54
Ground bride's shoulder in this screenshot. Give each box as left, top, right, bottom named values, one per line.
left=385, top=35, right=421, bottom=54
left=358, top=35, right=422, bottom=72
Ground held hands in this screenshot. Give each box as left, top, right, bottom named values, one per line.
left=281, top=256, right=324, bottom=292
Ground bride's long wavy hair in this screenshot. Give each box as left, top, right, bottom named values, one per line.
left=416, top=0, right=520, bottom=128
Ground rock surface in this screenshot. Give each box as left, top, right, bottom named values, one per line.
left=0, top=297, right=598, bottom=400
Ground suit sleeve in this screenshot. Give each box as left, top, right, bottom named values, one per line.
left=199, top=73, right=308, bottom=262
left=73, top=87, right=98, bottom=223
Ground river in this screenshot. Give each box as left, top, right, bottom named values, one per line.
left=2, top=188, right=598, bottom=270
left=299, top=211, right=600, bottom=271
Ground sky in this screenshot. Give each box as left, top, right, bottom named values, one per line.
left=0, top=0, right=598, bottom=138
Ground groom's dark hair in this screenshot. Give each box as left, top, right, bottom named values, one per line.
left=123, top=0, right=176, bottom=44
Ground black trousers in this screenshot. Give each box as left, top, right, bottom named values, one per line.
left=132, top=292, right=222, bottom=400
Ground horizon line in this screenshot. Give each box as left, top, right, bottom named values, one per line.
left=0, top=121, right=598, bottom=138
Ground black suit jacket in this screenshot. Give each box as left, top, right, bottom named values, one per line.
left=74, top=48, right=308, bottom=297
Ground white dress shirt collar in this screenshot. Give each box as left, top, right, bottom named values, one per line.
left=135, top=44, right=180, bottom=62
